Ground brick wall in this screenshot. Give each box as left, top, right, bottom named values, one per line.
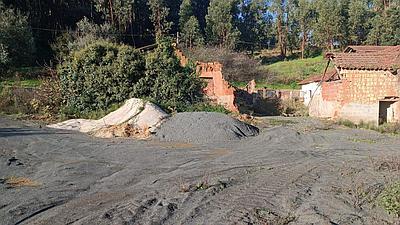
left=174, top=48, right=238, bottom=112
left=339, top=70, right=399, bottom=104
left=321, top=81, right=342, bottom=102
left=312, top=69, right=400, bottom=124
left=196, top=62, right=237, bottom=112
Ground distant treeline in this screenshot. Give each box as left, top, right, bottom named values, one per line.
left=2, top=0, right=400, bottom=61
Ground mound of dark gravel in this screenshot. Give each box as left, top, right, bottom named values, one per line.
left=155, top=112, right=259, bottom=144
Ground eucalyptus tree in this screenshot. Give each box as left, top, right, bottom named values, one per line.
left=206, top=0, right=240, bottom=48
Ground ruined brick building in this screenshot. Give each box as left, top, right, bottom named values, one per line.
left=302, top=46, right=400, bottom=125
left=174, top=47, right=237, bottom=112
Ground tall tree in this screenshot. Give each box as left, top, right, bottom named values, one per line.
left=179, top=0, right=204, bottom=47
left=93, top=0, right=135, bottom=31
left=0, top=2, right=35, bottom=67
left=271, top=0, right=287, bottom=56
left=206, top=0, right=240, bottom=48
left=313, top=0, right=341, bottom=50
left=192, top=0, right=210, bottom=33
left=238, top=0, right=272, bottom=50
left=367, top=1, right=400, bottom=45
left=296, top=0, right=315, bottom=58
left=348, top=0, right=370, bottom=45
left=148, top=0, right=172, bottom=40
left=179, top=0, right=193, bottom=31
left=181, top=16, right=204, bottom=48
left=286, top=0, right=300, bottom=55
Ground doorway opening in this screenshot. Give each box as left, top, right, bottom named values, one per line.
left=379, top=100, right=397, bottom=125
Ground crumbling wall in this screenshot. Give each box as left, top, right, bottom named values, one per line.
left=174, top=47, right=238, bottom=112
left=196, top=62, right=237, bottom=112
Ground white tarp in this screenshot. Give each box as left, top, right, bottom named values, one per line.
left=48, top=98, right=169, bottom=133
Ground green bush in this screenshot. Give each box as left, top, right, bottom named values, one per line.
left=58, top=40, right=145, bottom=112
left=378, top=182, right=400, bottom=217
left=51, top=17, right=120, bottom=61
left=133, top=39, right=204, bottom=112
left=183, top=102, right=230, bottom=114
left=0, top=3, right=35, bottom=69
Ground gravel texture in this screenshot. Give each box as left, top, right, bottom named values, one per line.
left=155, top=112, right=259, bottom=144
left=1, top=116, right=399, bottom=225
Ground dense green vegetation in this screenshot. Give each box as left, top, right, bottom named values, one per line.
left=379, top=182, right=400, bottom=216
left=58, top=41, right=145, bottom=113
left=1, top=0, right=400, bottom=66
left=1, top=0, right=400, bottom=118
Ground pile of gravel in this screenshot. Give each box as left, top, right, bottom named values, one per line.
left=155, top=112, right=259, bottom=144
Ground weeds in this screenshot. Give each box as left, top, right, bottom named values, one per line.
left=348, top=138, right=377, bottom=144
left=195, top=174, right=210, bottom=191
left=378, top=182, right=400, bottom=217
left=369, top=155, right=400, bottom=173
left=337, top=164, right=383, bottom=209
left=2, top=176, right=40, bottom=188
left=183, top=102, right=230, bottom=114
left=266, top=119, right=297, bottom=127
left=336, top=120, right=400, bottom=135
left=254, top=208, right=296, bottom=225
left=279, top=99, right=308, bottom=117
left=0, top=83, right=37, bottom=115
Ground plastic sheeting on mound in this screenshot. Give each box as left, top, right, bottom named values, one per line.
left=48, top=98, right=169, bottom=134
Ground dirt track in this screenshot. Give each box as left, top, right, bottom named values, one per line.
left=1, top=116, right=400, bottom=225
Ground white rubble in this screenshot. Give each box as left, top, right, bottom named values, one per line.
left=48, top=98, right=169, bottom=133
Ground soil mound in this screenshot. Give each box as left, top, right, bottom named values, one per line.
left=155, top=112, right=259, bottom=144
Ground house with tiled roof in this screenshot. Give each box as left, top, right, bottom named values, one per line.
left=300, top=45, right=400, bottom=125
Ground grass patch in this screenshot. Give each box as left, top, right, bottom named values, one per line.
left=348, top=138, right=377, bottom=144
left=183, top=102, right=230, bottom=114
left=378, top=182, right=400, bottom=217
left=266, top=119, right=298, bottom=126
left=231, top=81, right=299, bottom=90
left=337, top=119, right=400, bottom=134
left=0, top=79, right=41, bottom=88
left=260, top=55, right=330, bottom=84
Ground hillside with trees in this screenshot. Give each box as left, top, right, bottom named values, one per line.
left=1, top=0, right=400, bottom=118
left=1, top=0, right=400, bottom=63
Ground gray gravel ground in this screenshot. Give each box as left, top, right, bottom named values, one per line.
left=1, top=115, right=400, bottom=225
left=155, top=112, right=259, bottom=144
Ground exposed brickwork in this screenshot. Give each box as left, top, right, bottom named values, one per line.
left=174, top=48, right=238, bottom=112
left=321, top=81, right=341, bottom=102
left=340, top=70, right=399, bottom=104
left=311, top=69, right=400, bottom=124
left=196, top=62, right=238, bottom=112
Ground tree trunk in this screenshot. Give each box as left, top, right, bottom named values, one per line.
left=301, top=32, right=306, bottom=59
left=277, top=15, right=285, bottom=57
left=108, top=0, right=114, bottom=25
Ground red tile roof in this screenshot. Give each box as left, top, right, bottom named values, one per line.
left=330, top=46, right=400, bottom=71
left=344, top=45, right=397, bottom=53
left=298, top=69, right=338, bottom=85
